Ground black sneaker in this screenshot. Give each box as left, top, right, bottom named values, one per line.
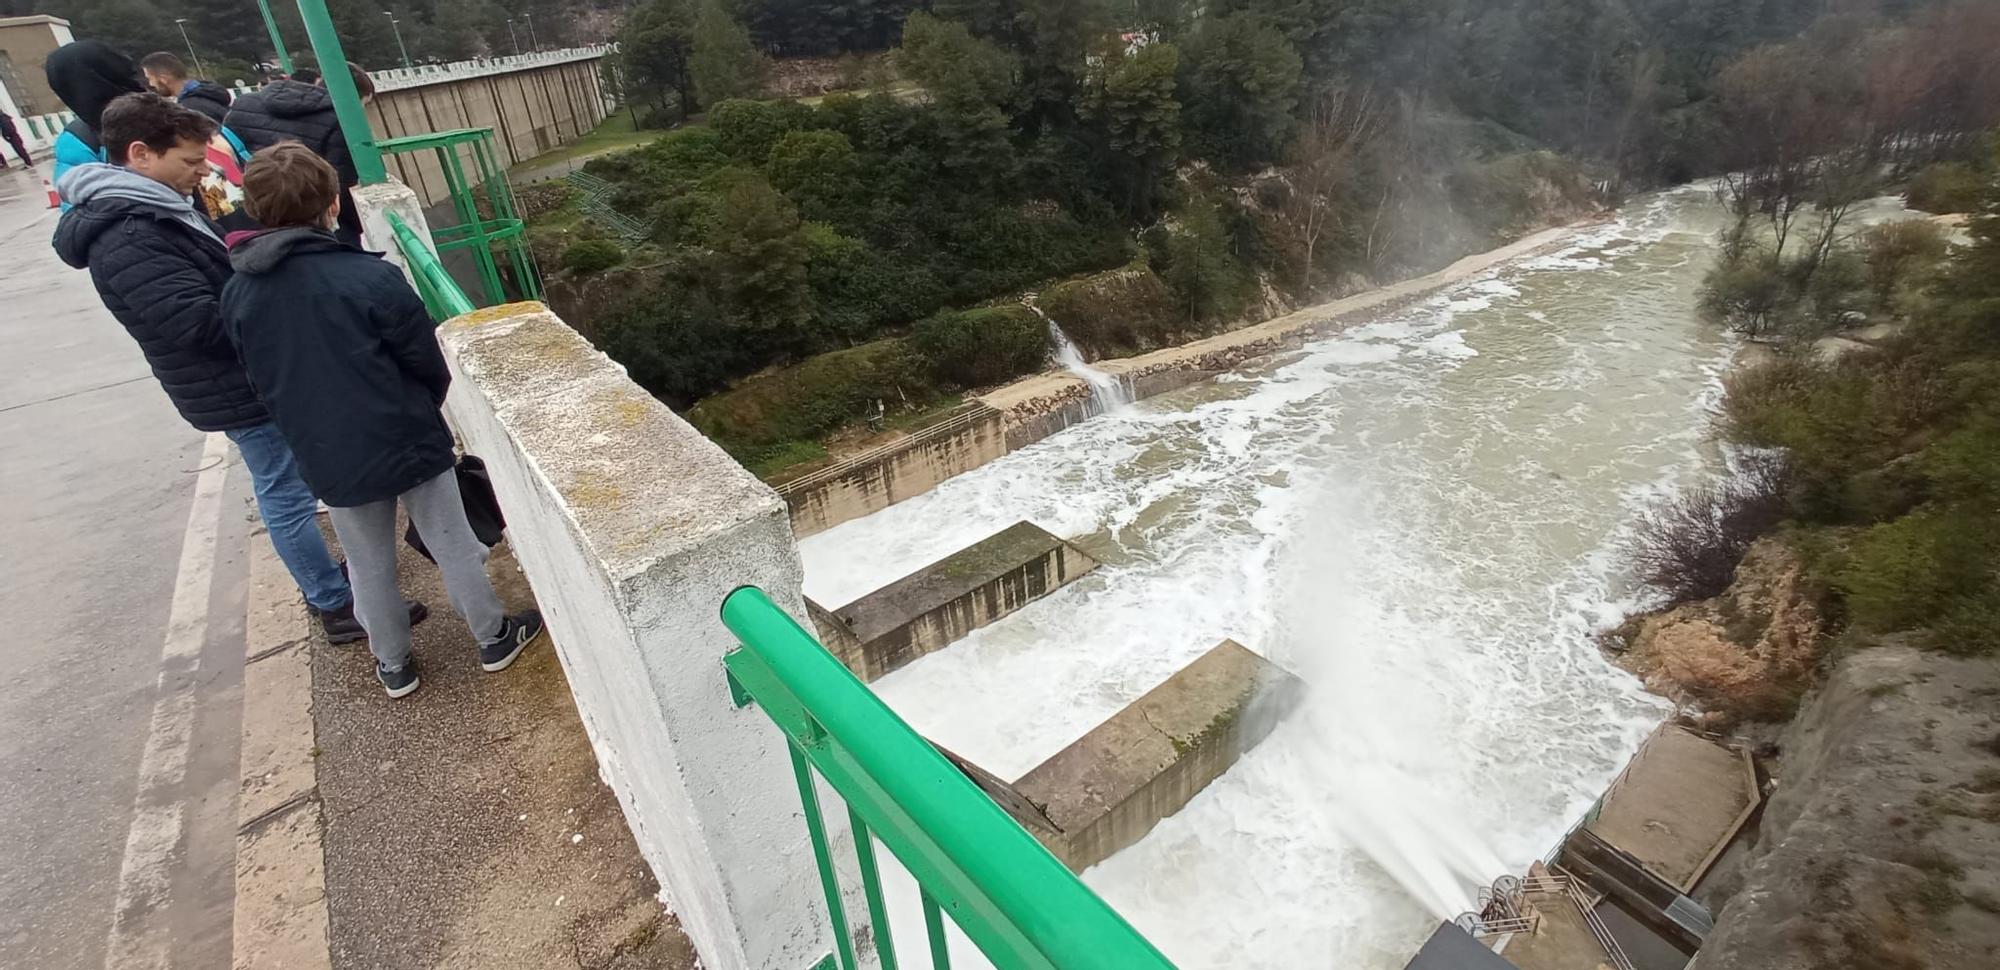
left=313, top=600, right=430, bottom=644
left=480, top=610, right=547, bottom=672
left=376, top=659, right=421, bottom=699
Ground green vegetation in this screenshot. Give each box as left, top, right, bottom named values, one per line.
left=559, top=239, right=626, bottom=276
left=562, top=0, right=2000, bottom=473
left=1646, top=137, right=2000, bottom=668
left=1906, top=162, right=1988, bottom=215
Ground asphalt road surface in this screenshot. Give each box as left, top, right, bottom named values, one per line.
left=0, top=160, right=249, bottom=969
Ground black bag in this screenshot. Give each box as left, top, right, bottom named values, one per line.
left=404, top=455, right=507, bottom=563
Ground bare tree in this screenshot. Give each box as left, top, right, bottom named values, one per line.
left=1284, top=85, right=1381, bottom=294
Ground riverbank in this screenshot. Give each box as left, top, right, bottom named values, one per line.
left=776, top=218, right=1600, bottom=536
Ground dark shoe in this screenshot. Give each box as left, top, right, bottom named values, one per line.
left=376, top=660, right=421, bottom=699
left=480, top=610, right=546, bottom=672
left=314, top=599, right=431, bottom=644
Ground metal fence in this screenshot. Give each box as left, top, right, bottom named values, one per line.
left=387, top=211, right=474, bottom=322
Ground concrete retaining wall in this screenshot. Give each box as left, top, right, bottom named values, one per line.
left=436, top=302, right=828, bottom=970
left=779, top=403, right=1008, bottom=538
left=1013, top=640, right=1304, bottom=871
left=809, top=522, right=1098, bottom=681
left=368, top=55, right=612, bottom=208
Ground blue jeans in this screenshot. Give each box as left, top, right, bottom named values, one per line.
left=227, top=423, right=352, bottom=612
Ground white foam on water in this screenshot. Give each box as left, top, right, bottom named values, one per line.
left=800, top=189, right=1741, bottom=968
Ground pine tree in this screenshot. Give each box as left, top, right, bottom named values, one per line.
left=689, top=0, right=768, bottom=109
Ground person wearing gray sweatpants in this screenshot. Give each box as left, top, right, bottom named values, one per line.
left=219, top=142, right=545, bottom=697
left=328, top=470, right=516, bottom=688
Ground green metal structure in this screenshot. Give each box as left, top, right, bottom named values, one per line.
left=255, top=0, right=294, bottom=74
left=387, top=211, right=474, bottom=321
left=720, top=586, right=1181, bottom=970
left=375, top=128, right=543, bottom=307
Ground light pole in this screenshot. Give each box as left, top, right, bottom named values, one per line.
left=506, top=18, right=521, bottom=56
left=382, top=11, right=412, bottom=69
left=523, top=12, right=538, bottom=52
left=172, top=18, right=207, bottom=78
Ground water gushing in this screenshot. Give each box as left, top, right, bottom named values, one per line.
left=1031, top=304, right=1132, bottom=413
left=806, top=191, right=1924, bottom=968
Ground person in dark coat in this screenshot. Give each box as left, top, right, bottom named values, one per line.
left=50, top=93, right=391, bottom=645
left=0, top=109, right=31, bottom=167
left=43, top=40, right=146, bottom=186
left=224, top=62, right=372, bottom=246
left=139, top=51, right=233, bottom=124
left=222, top=143, right=544, bottom=699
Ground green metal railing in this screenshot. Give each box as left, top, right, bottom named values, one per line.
left=720, top=586, right=1180, bottom=970
left=387, top=211, right=475, bottom=322
left=377, top=128, right=544, bottom=307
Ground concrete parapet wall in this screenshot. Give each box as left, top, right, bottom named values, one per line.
left=436, top=302, right=827, bottom=970
left=778, top=403, right=1008, bottom=538
left=1013, top=640, right=1304, bottom=872
left=809, top=521, right=1098, bottom=681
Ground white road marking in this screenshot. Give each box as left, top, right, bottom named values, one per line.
left=103, top=432, right=229, bottom=970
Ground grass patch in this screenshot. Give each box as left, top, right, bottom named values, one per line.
left=510, top=111, right=665, bottom=174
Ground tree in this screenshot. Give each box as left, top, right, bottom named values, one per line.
left=621, top=0, right=697, bottom=120
left=898, top=11, right=1017, bottom=111
left=1285, top=85, right=1380, bottom=292
left=705, top=172, right=814, bottom=348
left=1179, top=12, right=1303, bottom=168
left=1162, top=195, right=1243, bottom=322
left=1081, top=41, right=1182, bottom=219
left=766, top=130, right=864, bottom=223
left=690, top=0, right=768, bottom=108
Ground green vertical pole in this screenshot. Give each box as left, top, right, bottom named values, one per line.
left=293, top=0, right=388, bottom=185
left=256, top=0, right=294, bottom=73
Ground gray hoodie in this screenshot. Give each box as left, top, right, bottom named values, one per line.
left=55, top=162, right=220, bottom=245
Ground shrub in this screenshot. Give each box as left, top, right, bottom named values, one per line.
left=802, top=222, right=945, bottom=346
left=1627, top=453, right=1792, bottom=603
left=686, top=338, right=938, bottom=460
left=560, top=239, right=626, bottom=276
left=707, top=98, right=818, bottom=164
left=592, top=284, right=745, bottom=409
left=1699, top=254, right=1790, bottom=337
left=1838, top=506, right=1998, bottom=633
left=909, top=306, right=1049, bottom=389
left=1039, top=265, right=1185, bottom=358
left=1905, top=162, right=1986, bottom=215
left=1862, top=219, right=1951, bottom=312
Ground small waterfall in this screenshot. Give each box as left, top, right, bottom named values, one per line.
left=1027, top=303, right=1132, bottom=413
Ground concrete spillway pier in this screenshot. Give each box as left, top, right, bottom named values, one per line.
left=808, top=521, right=1098, bottom=681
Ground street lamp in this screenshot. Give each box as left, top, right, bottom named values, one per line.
left=172, top=18, right=207, bottom=79
left=382, top=11, right=412, bottom=69
left=506, top=18, right=521, bottom=56
left=523, top=12, right=539, bottom=52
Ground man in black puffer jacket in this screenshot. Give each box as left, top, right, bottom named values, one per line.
left=50, top=93, right=416, bottom=645
left=139, top=51, right=232, bottom=124
left=225, top=62, right=371, bottom=246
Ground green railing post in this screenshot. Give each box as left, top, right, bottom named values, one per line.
left=292, top=0, right=388, bottom=185
left=720, top=586, right=1179, bottom=970
left=256, top=0, right=294, bottom=74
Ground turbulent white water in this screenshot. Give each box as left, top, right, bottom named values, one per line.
left=800, top=190, right=1917, bottom=968
left=1034, top=305, right=1134, bottom=413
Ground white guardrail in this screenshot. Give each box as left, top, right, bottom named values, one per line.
left=13, top=44, right=614, bottom=153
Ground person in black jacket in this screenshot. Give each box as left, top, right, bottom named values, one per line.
left=224, top=62, right=371, bottom=246
left=223, top=143, right=545, bottom=699
left=50, top=93, right=400, bottom=645
left=139, top=51, right=233, bottom=124
left=0, top=109, right=30, bottom=167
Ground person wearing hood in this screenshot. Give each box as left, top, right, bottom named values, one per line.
left=140, top=51, right=233, bottom=124
left=224, top=61, right=373, bottom=246
left=0, top=109, right=31, bottom=168
left=51, top=93, right=413, bottom=645
left=43, top=40, right=146, bottom=186
left=221, top=143, right=546, bottom=699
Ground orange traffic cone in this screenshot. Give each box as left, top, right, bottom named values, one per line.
left=44, top=177, right=60, bottom=209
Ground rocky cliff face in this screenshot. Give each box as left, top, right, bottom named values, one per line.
left=1692, top=645, right=2000, bottom=970
left=1609, top=538, right=2000, bottom=969
left=1606, top=538, right=1823, bottom=727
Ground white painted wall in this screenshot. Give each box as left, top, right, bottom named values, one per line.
left=349, top=177, right=432, bottom=285
left=436, top=306, right=832, bottom=970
